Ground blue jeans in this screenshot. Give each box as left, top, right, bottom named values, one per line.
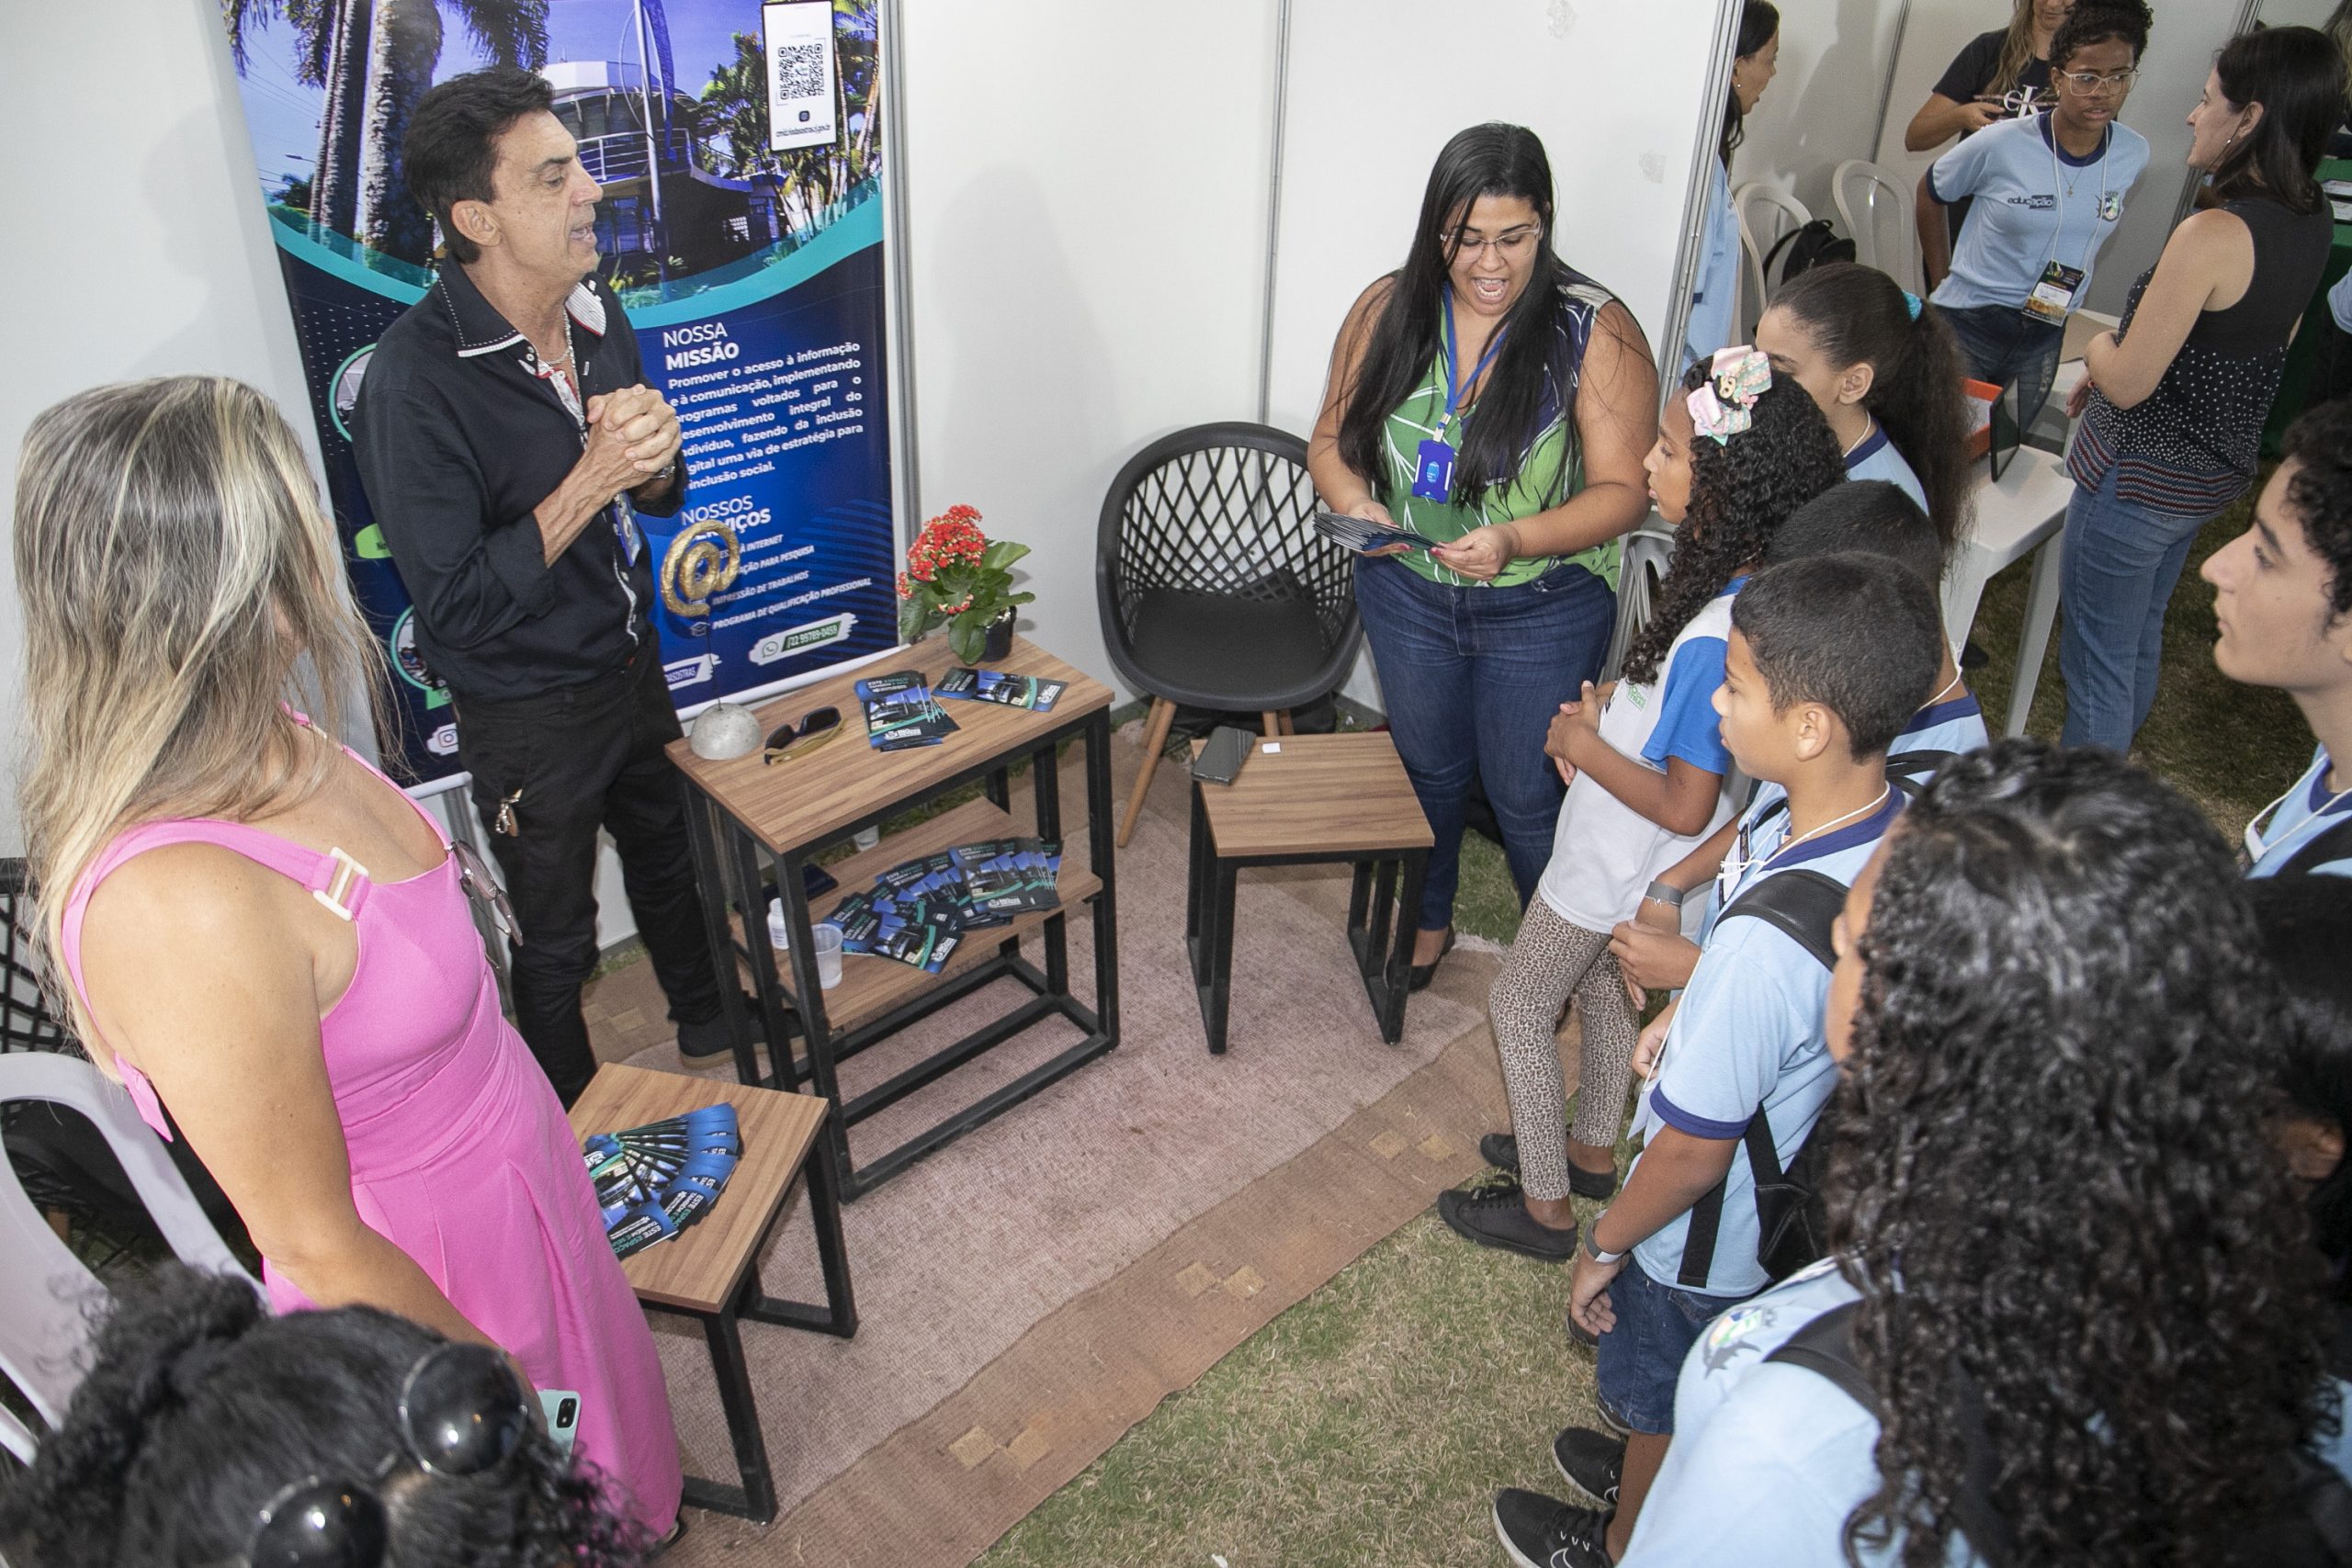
left=1934, top=300, right=2063, bottom=433
left=2058, top=466, right=2210, bottom=751
left=1593, top=1256, right=1754, bottom=1435
left=1354, top=555, right=1614, bottom=931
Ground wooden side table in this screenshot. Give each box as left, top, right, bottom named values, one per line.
left=567, top=1063, right=854, bottom=1524
left=668, top=635, right=1120, bottom=1197
left=1185, top=732, right=1434, bottom=1053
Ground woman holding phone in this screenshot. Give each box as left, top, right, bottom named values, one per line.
left=1307, top=122, right=1657, bottom=990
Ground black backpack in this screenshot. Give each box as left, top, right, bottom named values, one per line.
left=1768, top=1300, right=2352, bottom=1566
left=1761, top=218, right=1857, bottom=291
left=1676, top=867, right=1846, bottom=1289
left=2270, top=815, right=2352, bottom=879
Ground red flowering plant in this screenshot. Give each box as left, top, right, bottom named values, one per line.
left=895, top=504, right=1035, bottom=662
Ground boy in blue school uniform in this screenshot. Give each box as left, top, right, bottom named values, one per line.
left=1493, top=553, right=1947, bottom=1568
left=2202, top=401, right=2352, bottom=880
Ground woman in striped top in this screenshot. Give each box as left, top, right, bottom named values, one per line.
left=2060, top=28, right=2342, bottom=751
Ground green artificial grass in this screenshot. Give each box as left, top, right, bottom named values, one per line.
left=978, top=479, right=2317, bottom=1568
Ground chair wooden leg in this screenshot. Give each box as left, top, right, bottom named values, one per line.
left=1260, top=711, right=1281, bottom=738
left=1276, top=710, right=1295, bottom=736
left=1118, top=697, right=1178, bottom=848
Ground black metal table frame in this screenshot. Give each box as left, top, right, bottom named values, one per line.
left=644, top=1125, right=857, bottom=1522
left=681, top=705, right=1120, bottom=1198
left=1182, top=779, right=1430, bottom=1054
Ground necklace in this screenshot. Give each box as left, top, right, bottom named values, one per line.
left=1839, top=412, right=1878, bottom=459
left=1923, top=671, right=1963, bottom=706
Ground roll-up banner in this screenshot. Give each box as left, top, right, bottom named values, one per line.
left=220, top=0, right=898, bottom=791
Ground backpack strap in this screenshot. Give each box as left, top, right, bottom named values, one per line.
left=1885, top=750, right=1956, bottom=799
left=1760, top=222, right=1805, bottom=281
left=2272, top=815, right=2352, bottom=879
left=1765, top=1300, right=2020, bottom=1568
left=1674, top=869, right=1843, bottom=1287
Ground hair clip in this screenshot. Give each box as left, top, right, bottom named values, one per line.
left=1689, top=345, right=1773, bottom=444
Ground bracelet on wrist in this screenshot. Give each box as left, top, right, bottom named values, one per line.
left=1582, top=1217, right=1626, bottom=1266
left=1642, top=879, right=1685, bottom=908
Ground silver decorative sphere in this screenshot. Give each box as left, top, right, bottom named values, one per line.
left=688, top=702, right=763, bottom=760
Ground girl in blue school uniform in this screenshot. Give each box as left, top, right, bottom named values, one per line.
left=1614, top=742, right=2340, bottom=1566
left=1439, top=347, right=1844, bottom=1261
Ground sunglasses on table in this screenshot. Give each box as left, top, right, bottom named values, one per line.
left=763, top=705, right=843, bottom=763
left=213, top=1341, right=530, bottom=1567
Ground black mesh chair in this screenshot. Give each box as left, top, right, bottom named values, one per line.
left=1096, top=423, right=1363, bottom=846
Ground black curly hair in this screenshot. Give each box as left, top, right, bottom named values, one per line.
left=1768, top=263, right=1975, bottom=566
left=2248, top=874, right=2352, bottom=1306
left=2049, top=0, right=2152, bottom=71
left=2283, top=399, right=2352, bottom=618
left=1620, top=355, right=1845, bottom=685
left=1827, top=740, right=2331, bottom=1567
left=0, top=1265, right=647, bottom=1568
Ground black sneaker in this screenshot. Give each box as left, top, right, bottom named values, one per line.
left=1595, top=1393, right=1634, bottom=1438
left=1435, top=1182, right=1578, bottom=1261
left=1492, top=1488, right=1612, bottom=1568
left=1553, top=1427, right=1625, bottom=1508
left=676, top=993, right=790, bottom=1059
left=1475, top=1134, right=1619, bottom=1200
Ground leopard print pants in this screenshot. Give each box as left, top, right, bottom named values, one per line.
left=1487, top=897, right=1640, bottom=1201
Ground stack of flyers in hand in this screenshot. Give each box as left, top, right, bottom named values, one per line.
left=948, top=837, right=1063, bottom=924
left=582, top=1103, right=742, bottom=1259
left=935, top=667, right=1068, bottom=713
left=822, top=887, right=964, bottom=973
left=1310, top=508, right=1441, bottom=555
left=854, top=671, right=959, bottom=750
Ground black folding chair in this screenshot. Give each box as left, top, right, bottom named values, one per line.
left=1096, top=423, right=1363, bottom=846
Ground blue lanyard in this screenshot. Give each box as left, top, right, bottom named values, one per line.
left=1436, top=291, right=1509, bottom=439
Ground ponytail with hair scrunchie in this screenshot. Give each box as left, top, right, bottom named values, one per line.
left=1901, top=289, right=1924, bottom=321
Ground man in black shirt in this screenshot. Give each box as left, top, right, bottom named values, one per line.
left=352, top=67, right=739, bottom=1104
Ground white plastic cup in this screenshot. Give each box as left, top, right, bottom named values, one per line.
left=854, top=825, right=880, bottom=852
left=766, top=897, right=789, bottom=951
left=813, top=924, right=843, bottom=989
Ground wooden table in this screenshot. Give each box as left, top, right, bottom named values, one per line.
left=669, top=635, right=1119, bottom=1196
left=567, top=1063, right=854, bottom=1524
left=1185, top=732, right=1433, bottom=1052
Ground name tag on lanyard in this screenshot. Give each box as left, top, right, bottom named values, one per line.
left=1416, top=292, right=1507, bottom=502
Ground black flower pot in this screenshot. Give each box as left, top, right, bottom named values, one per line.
left=979, top=609, right=1015, bottom=663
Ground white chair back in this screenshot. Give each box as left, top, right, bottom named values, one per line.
left=1601, top=519, right=1680, bottom=683
left=0, top=1052, right=260, bottom=1461
left=1732, top=184, right=1812, bottom=342
left=1831, top=160, right=1918, bottom=292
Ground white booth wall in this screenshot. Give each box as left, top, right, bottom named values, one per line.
left=0, top=0, right=1727, bottom=952
left=1728, top=0, right=1914, bottom=223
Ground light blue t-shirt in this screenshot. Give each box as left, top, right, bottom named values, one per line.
left=1845, top=427, right=1928, bottom=516
left=1621, top=1259, right=2352, bottom=1566
left=2248, top=747, right=2352, bottom=880
left=1927, top=112, right=2150, bottom=314
left=1686, top=158, right=1738, bottom=371
left=2331, top=268, right=2352, bottom=333
left=1629, top=791, right=1905, bottom=1298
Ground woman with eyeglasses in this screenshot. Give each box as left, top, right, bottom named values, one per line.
left=1922, top=0, right=2153, bottom=431
left=1903, top=0, right=2074, bottom=290
left=2057, top=28, right=2346, bottom=755
left=1307, top=123, right=1659, bottom=989
left=0, top=1265, right=647, bottom=1565
left=10, top=378, right=684, bottom=1539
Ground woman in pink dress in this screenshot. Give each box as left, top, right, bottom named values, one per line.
left=14, top=377, right=684, bottom=1540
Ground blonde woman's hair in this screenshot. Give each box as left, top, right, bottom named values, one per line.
left=1988, top=0, right=2047, bottom=99
left=13, top=377, right=386, bottom=1055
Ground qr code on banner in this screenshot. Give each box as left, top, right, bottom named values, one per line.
left=772, top=41, right=824, bottom=97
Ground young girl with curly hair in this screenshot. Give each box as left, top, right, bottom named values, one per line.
left=1439, top=347, right=1843, bottom=1260
left=1611, top=740, right=2337, bottom=1566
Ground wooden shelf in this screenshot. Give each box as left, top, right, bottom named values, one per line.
left=769, top=795, right=1102, bottom=1035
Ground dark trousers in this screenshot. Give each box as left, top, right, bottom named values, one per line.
left=454, top=648, right=724, bottom=1104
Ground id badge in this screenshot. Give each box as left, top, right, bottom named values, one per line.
left=1411, top=438, right=1455, bottom=502
left=612, top=494, right=641, bottom=566
left=2022, top=261, right=2085, bottom=326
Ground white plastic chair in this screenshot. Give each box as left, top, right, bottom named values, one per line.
left=1733, top=185, right=1812, bottom=342
left=0, top=1052, right=261, bottom=1461
left=1942, top=446, right=2079, bottom=738
left=1831, top=160, right=1918, bottom=292
left=1602, top=517, right=1681, bottom=683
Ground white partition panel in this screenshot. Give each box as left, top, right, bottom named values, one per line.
left=1263, top=0, right=1734, bottom=437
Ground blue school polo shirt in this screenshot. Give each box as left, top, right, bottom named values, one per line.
left=2248, top=748, right=2352, bottom=880
left=1628, top=792, right=1904, bottom=1299
left=1843, top=427, right=1928, bottom=516
left=1619, top=1258, right=2352, bottom=1566
left=1927, top=112, right=2149, bottom=315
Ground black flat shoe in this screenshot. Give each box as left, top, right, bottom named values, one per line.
left=1408, top=928, right=1457, bottom=993
left=1476, top=1133, right=1619, bottom=1199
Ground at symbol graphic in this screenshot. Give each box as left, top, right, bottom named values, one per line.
left=662, top=518, right=743, bottom=619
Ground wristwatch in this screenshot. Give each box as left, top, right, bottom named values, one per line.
left=1581, top=1217, right=1625, bottom=1266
